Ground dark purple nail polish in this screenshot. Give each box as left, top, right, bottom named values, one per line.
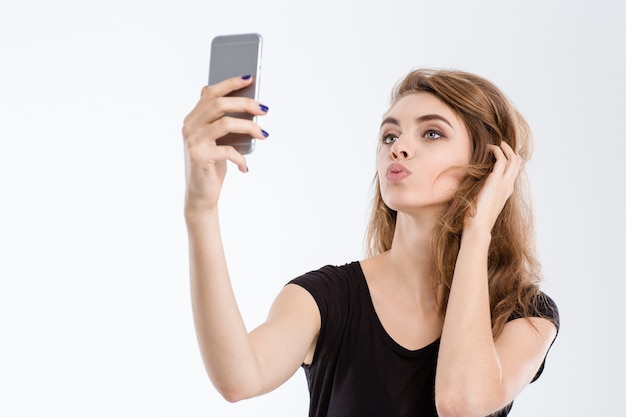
left=259, top=104, right=269, bottom=113
left=261, top=129, right=269, bottom=138
left=241, top=74, right=252, bottom=80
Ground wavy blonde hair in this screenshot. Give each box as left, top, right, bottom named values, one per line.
left=365, top=69, right=542, bottom=337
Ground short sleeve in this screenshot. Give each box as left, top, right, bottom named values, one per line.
left=507, top=291, right=560, bottom=383
left=508, top=291, right=560, bottom=331
left=287, top=263, right=355, bottom=366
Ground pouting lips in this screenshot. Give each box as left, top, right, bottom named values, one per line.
left=386, top=163, right=412, bottom=182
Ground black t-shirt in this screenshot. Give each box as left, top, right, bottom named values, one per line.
left=288, top=261, right=559, bottom=417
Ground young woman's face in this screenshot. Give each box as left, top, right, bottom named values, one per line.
left=376, top=92, right=471, bottom=215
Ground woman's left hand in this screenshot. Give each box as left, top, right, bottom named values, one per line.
left=465, top=141, right=522, bottom=232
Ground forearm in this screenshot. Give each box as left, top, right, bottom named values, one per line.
left=435, top=225, right=504, bottom=416
left=186, top=208, right=262, bottom=400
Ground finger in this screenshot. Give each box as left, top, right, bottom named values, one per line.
left=488, top=144, right=507, bottom=174
left=204, top=75, right=255, bottom=100
left=187, top=137, right=249, bottom=174
left=185, top=76, right=255, bottom=124
left=499, top=141, right=523, bottom=178
left=186, top=117, right=268, bottom=148
left=214, top=144, right=249, bottom=173
left=194, top=96, right=269, bottom=126
left=212, top=116, right=269, bottom=142
left=499, top=140, right=513, bottom=153
left=183, top=98, right=269, bottom=142
left=499, top=141, right=517, bottom=162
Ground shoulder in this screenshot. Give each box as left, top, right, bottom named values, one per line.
left=287, top=261, right=363, bottom=322
left=509, top=290, right=560, bottom=332
left=288, top=261, right=362, bottom=296
left=535, top=291, right=560, bottom=330
left=501, top=290, right=560, bottom=384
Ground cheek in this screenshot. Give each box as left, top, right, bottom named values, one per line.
left=376, top=150, right=385, bottom=171
left=429, top=156, right=468, bottom=199
left=375, top=154, right=387, bottom=184
left=432, top=170, right=464, bottom=199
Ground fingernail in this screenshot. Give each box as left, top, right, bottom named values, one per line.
left=241, top=74, right=252, bottom=80
left=246, top=166, right=249, bottom=173
left=261, top=129, right=269, bottom=138
left=259, top=104, right=269, bottom=113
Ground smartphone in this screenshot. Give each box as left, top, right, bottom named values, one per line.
left=208, top=33, right=263, bottom=154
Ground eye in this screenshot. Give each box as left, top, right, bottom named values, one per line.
left=382, top=133, right=398, bottom=145
left=424, top=130, right=443, bottom=140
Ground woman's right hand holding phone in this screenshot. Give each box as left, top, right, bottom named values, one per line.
left=182, top=76, right=276, bottom=396
left=182, top=75, right=269, bottom=213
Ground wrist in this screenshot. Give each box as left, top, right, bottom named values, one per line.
left=461, top=219, right=493, bottom=242
left=184, top=202, right=219, bottom=224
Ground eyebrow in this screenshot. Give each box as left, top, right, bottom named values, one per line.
left=380, top=114, right=455, bottom=131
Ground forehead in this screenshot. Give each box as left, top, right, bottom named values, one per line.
left=384, top=92, right=464, bottom=128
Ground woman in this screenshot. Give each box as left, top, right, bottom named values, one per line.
left=181, top=69, right=559, bottom=417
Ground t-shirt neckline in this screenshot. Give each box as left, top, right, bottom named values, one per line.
left=352, top=261, right=441, bottom=357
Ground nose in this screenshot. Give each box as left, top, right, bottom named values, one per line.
left=390, top=137, right=411, bottom=160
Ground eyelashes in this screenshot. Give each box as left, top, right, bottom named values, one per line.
left=424, top=130, right=443, bottom=140
left=379, top=129, right=445, bottom=144
left=381, top=133, right=398, bottom=145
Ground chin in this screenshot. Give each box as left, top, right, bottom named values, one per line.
left=384, top=197, right=450, bottom=217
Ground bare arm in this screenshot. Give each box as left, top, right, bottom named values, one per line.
left=189, top=217, right=319, bottom=400
left=183, top=77, right=319, bottom=402
left=435, top=142, right=557, bottom=417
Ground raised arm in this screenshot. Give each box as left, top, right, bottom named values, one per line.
left=434, top=142, right=557, bottom=417
left=183, top=77, right=320, bottom=402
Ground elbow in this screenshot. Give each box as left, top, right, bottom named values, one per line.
left=435, top=389, right=506, bottom=417
left=216, top=385, right=253, bottom=403
left=435, top=393, right=467, bottom=417
left=213, top=379, right=263, bottom=403
left=435, top=390, right=486, bottom=417
left=204, top=361, right=265, bottom=403
left=218, top=385, right=243, bottom=403
left=221, top=391, right=245, bottom=404
left=205, top=365, right=263, bottom=403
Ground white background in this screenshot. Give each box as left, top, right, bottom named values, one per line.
left=1, top=0, right=625, bottom=415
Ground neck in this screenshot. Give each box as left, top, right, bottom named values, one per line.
left=390, top=210, right=436, bottom=263
left=381, top=211, right=444, bottom=308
